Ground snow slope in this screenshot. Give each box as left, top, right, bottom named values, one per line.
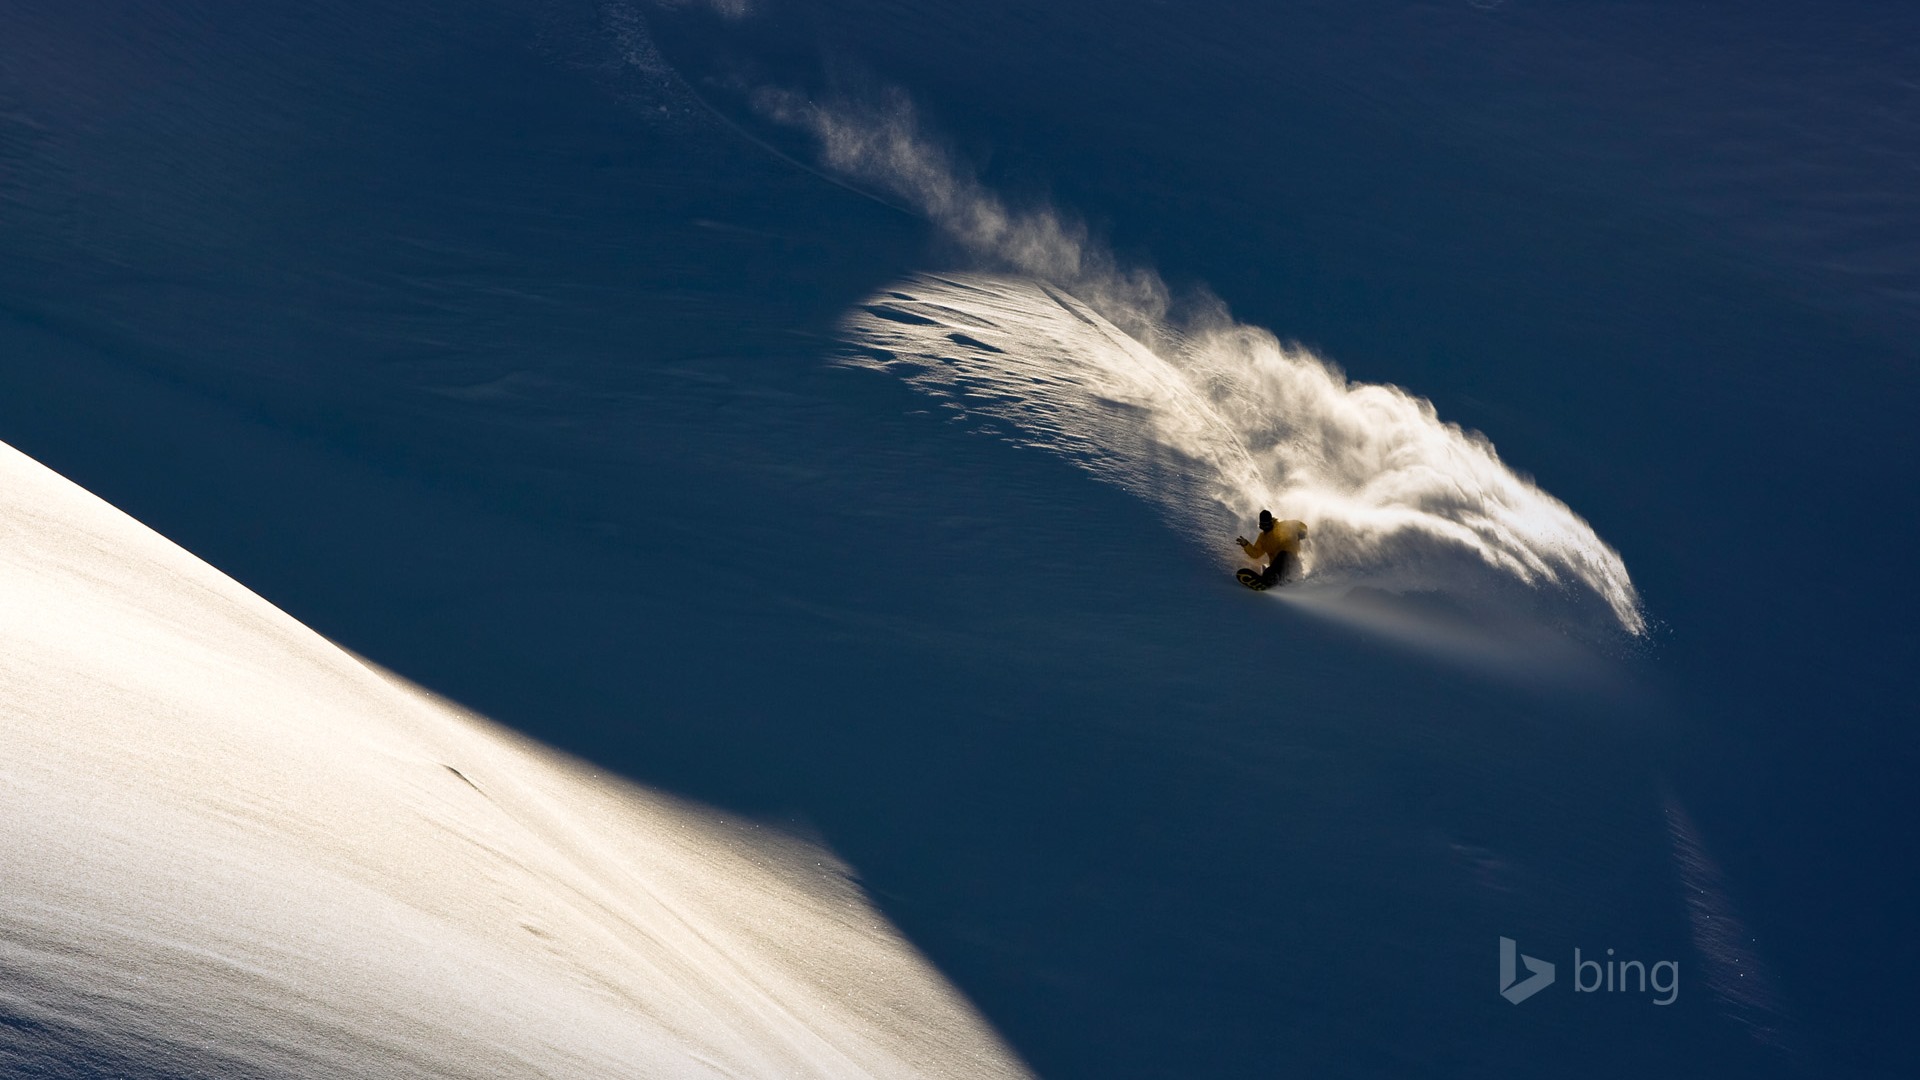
left=0, top=439, right=1026, bottom=1079
left=3, top=0, right=1914, bottom=1076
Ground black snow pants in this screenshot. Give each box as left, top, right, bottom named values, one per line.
left=1259, top=551, right=1293, bottom=588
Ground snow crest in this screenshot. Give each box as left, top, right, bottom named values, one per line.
left=0, top=440, right=1026, bottom=1079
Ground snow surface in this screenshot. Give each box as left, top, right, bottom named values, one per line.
left=0, top=439, right=1026, bottom=1079
left=2, top=0, right=1914, bottom=1075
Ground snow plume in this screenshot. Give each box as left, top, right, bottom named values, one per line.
left=770, top=93, right=1646, bottom=637
left=758, top=91, right=1175, bottom=338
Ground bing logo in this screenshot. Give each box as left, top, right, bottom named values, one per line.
left=1498, top=937, right=1679, bottom=1006
left=1499, top=937, right=1556, bottom=1004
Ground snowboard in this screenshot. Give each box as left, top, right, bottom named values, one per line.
left=1235, top=568, right=1273, bottom=591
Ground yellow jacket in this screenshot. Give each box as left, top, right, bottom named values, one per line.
left=1240, top=520, right=1307, bottom=563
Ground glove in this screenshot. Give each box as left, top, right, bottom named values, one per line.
left=1234, top=536, right=1250, bottom=547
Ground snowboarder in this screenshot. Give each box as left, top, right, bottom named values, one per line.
left=1235, top=510, right=1308, bottom=590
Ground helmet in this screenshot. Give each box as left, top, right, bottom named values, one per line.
left=1257, top=509, right=1274, bottom=530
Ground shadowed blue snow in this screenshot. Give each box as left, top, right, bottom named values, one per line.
left=1, top=0, right=1916, bottom=1077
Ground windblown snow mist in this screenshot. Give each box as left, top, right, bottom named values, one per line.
left=768, top=93, right=1646, bottom=637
